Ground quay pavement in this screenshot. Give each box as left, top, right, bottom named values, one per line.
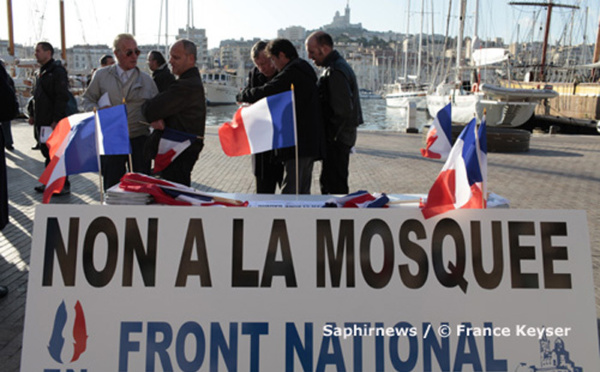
left=1, top=119, right=600, bottom=370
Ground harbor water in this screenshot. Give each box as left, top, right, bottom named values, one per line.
left=205, top=98, right=432, bottom=132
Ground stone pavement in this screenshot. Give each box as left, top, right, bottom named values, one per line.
left=1, top=119, right=599, bottom=370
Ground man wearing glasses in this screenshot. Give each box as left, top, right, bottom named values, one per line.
left=83, top=33, right=158, bottom=190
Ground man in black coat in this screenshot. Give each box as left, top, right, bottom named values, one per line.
left=142, top=39, right=206, bottom=186
left=0, top=61, right=19, bottom=298
left=237, top=38, right=325, bottom=194
left=29, top=41, right=71, bottom=195
left=147, top=50, right=175, bottom=93
left=306, top=31, right=363, bottom=195
left=237, top=41, right=283, bottom=194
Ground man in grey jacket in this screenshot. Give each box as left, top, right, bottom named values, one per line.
left=83, top=33, right=158, bottom=190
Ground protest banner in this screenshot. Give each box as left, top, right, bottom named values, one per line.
left=22, top=205, right=599, bottom=371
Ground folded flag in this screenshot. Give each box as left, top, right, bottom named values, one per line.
left=421, top=102, right=452, bottom=159
left=420, top=116, right=487, bottom=219
left=154, top=127, right=198, bottom=173
left=324, top=190, right=390, bottom=208
left=119, top=173, right=248, bottom=207
left=218, top=90, right=295, bottom=156
left=39, top=105, right=130, bottom=203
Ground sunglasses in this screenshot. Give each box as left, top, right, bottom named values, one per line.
left=123, top=48, right=141, bottom=57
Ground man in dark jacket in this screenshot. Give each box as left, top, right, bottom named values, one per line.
left=142, top=39, right=206, bottom=186
left=147, top=50, right=175, bottom=92
left=1, top=60, right=19, bottom=298
left=237, top=40, right=283, bottom=194
left=306, top=31, right=363, bottom=195
left=237, top=38, right=325, bottom=194
left=29, top=41, right=71, bottom=195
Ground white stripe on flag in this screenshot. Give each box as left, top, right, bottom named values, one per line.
left=241, top=99, right=274, bottom=154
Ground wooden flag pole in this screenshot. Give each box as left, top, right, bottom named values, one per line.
left=93, top=108, right=105, bottom=204
left=476, top=109, right=486, bottom=208
left=291, top=84, right=299, bottom=196
left=122, top=97, right=134, bottom=173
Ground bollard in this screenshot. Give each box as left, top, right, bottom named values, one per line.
left=405, top=101, right=419, bottom=133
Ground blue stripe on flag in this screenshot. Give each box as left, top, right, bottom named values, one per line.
left=64, top=116, right=99, bottom=175
left=98, top=105, right=131, bottom=155
left=266, top=91, right=295, bottom=150
left=461, top=118, right=483, bottom=185
left=162, top=126, right=198, bottom=142
left=438, top=103, right=453, bottom=141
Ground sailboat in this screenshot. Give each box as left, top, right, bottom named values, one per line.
left=426, top=0, right=557, bottom=127
left=384, top=0, right=429, bottom=109
left=503, top=1, right=600, bottom=130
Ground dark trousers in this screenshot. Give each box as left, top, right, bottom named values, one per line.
left=253, top=150, right=283, bottom=194
left=102, top=135, right=150, bottom=190
left=160, top=141, right=203, bottom=187
left=320, top=141, right=351, bottom=195
left=281, top=157, right=315, bottom=195
left=1, top=121, right=12, bottom=147
left=0, top=128, right=8, bottom=229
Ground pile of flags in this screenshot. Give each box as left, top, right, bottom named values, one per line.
left=420, top=103, right=488, bottom=219
left=119, top=173, right=247, bottom=207
left=324, top=190, right=390, bottom=208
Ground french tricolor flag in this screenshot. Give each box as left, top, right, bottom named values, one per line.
left=153, top=127, right=198, bottom=173
left=218, top=90, right=296, bottom=156
left=39, top=105, right=130, bottom=203
left=421, top=102, right=452, bottom=160
left=420, top=116, right=487, bottom=219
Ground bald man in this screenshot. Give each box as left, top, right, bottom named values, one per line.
left=142, top=39, right=206, bottom=186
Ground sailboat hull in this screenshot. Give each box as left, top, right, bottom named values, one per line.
left=427, top=93, right=481, bottom=124
left=385, top=92, right=427, bottom=109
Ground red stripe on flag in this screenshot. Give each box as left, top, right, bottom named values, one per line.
left=420, top=128, right=442, bottom=159
left=42, top=176, right=66, bottom=204
left=154, top=149, right=177, bottom=173
left=46, top=118, right=72, bottom=158
left=218, top=108, right=251, bottom=156
left=420, top=169, right=457, bottom=219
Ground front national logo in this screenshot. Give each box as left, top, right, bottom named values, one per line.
left=48, top=300, right=89, bottom=364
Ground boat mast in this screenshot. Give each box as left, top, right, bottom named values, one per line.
left=417, top=0, right=424, bottom=82
left=592, top=14, right=600, bottom=81
left=456, top=0, right=466, bottom=83
left=126, top=0, right=136, bottom=36
left=473, top=0, right=479, bottom=39
left=6, top=0, right=14, bottom=57
left=59, top=0, right=66, bottom=61
left=403, top=0, right=410, bottom=82
left=509, top=1, right=579, bottom=82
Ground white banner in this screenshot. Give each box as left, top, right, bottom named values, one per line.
left=22, top=205, right=599, bottom=371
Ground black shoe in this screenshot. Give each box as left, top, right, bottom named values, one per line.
left=32, top=144, right=40, bottom=150
left=0, top=285, right=8, bottom=299
left=5, top=145, right=14, bottom=151
left=34, top=184, right=46, bottom=193
left=55, top=185, right=70, bottom=196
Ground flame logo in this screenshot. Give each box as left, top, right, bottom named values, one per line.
left=48, top=300, right=88, bottom=364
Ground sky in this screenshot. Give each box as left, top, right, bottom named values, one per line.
left=0, top=0, right=598, bottom=51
